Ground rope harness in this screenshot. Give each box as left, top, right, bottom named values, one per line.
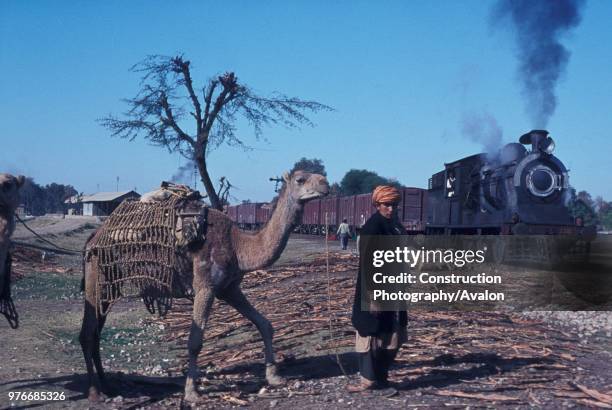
left=86, top=183, right=207, bottom=316
left=14, top=213, right=82, bottom=254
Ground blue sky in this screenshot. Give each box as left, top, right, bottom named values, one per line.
left=1, top=1, right=610, bottom=202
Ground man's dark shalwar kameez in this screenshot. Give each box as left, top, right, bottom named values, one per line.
left=352, top=202, right=407, bottom=386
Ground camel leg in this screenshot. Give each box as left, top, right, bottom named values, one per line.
left=184, top=287, right=215, bottom=403
left=220, top=283, right=285, bottom=385
left=79, top=300, right=104, bottom=401
left=92, top=304, right=110, bottom=393
left=80, top=252, right=109, bottom=401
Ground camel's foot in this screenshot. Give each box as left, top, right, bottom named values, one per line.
left=183, top=378, right=201, bottom=404
left=87, top=386, right=105, bottom=402
left=265, top=364, right=286, bottom=386
left=184, top=391, right=201, bottom=404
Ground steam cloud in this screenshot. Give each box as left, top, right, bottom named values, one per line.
left=171, top=160, right=196, bottom=184
left=461, top=111, right=504, bottom=155
left=492, top=0, right=585, bottom=127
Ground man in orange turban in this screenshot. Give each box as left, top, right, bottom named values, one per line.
left=348, top=185, right=407, bottom=392
left=372, top=186, right=401, bottom=208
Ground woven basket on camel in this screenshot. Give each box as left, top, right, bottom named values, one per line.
left=87, top=184, right=206, bottom=316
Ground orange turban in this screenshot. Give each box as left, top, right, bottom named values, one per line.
left=372, top=185, right=401, bottom=205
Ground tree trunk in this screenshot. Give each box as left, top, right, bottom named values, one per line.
left=195, top=155, right=222, bottom=210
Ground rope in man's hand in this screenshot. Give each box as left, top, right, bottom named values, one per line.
left=326, top=212, right=349, bottom=377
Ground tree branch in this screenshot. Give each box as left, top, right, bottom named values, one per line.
left=202, top=81, right=218, bottom=130
left=159, top=93, right=195, bottom=147
left=173, top=57, right=203, bottom=136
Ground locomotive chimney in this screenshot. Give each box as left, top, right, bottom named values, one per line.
left=519, top=129, right=549, bottom=152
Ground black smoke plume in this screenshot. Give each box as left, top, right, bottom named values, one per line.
left=171, top=160, right=196, bottom=184
left=492, top=0, right=586, bottom=127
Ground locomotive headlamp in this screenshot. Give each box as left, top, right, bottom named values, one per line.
left=540, top=137, right=555, bottom=154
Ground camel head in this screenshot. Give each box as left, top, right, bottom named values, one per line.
left=0, top=173, right=25, bottom=211
left=283, top=170, right=329, bottom=203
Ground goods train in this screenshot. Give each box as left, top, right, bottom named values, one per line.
left=227, top=130, right=594, bottom=240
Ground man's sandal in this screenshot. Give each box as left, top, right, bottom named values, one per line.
left=346, top=377, right=377, bottom=393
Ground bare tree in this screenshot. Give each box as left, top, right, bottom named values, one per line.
left=100, top=55, right=332, bottom=210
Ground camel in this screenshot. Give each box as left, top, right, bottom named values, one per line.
left=0, top=173, right=25, bottom=327
left=80, top=170, right=329, bottom=402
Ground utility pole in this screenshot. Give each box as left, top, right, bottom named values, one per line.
left=269, top=177, right=283, bottom=193
left=116, top=176, right=119, bottom=192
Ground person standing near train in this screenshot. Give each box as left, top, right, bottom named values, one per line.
left=337, top=218, right=351, bottom=250
left=348, top=185, right=407, bottom=392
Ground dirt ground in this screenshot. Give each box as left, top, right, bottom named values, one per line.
left=1, top=216, right=611, bottom=409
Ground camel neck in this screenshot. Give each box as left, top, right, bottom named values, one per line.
left=233, top=187, right=301, bottom=272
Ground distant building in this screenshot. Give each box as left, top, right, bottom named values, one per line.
left=81, top=191, right=140, bottom=216
left=64, top=194, right=83, bottom=215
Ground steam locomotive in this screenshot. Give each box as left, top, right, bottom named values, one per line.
left=227, top=130, right=594, bottom=240
left=427, top=129, right=589, bottom=236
